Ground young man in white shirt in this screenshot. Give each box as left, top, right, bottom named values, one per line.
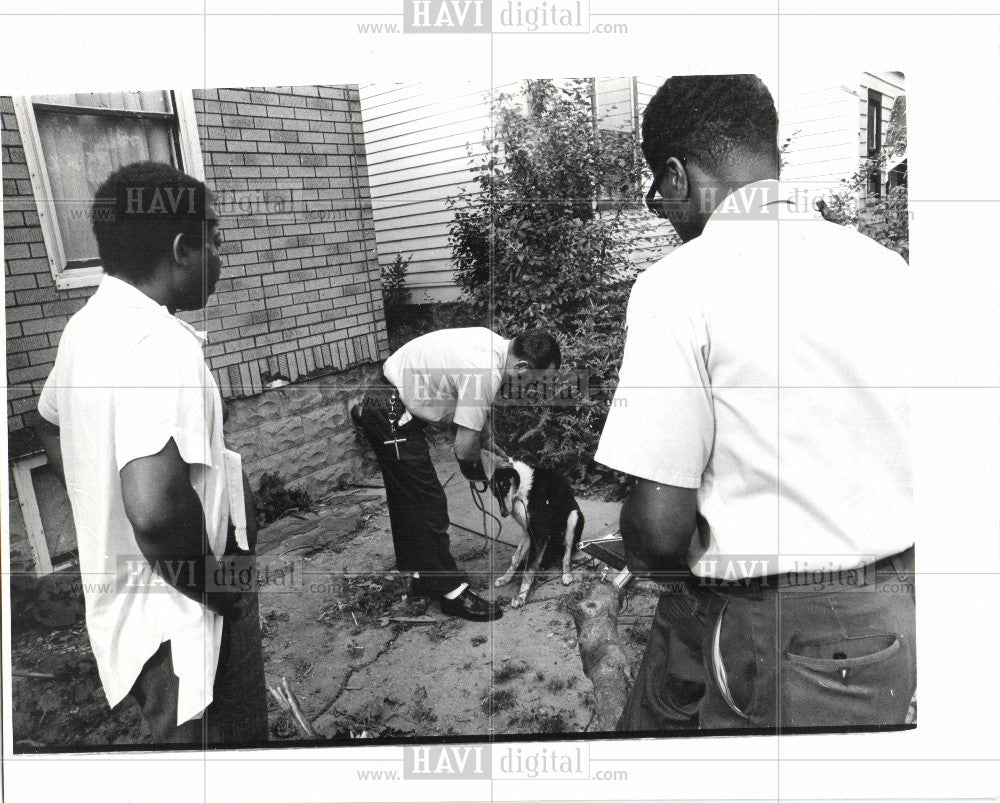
left=356, top=328, right=560, bottom=621
left=596, top=75, right=915, bottom=730
left=36, top=162, right=267, bottom=744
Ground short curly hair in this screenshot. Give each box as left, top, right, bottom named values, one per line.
left=512, top=330, right=561, bottom=370
left=92, top=161, right=211, bottom=281
left=641, top=74, right=779, bottom=173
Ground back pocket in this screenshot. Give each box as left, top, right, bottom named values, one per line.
left=781, top=634, right=914, bottom=728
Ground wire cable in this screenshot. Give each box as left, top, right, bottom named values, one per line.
left=469, top=480, right=504, bottom=541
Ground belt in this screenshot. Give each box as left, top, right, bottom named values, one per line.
left=365, top=372, right=424, bottom=430
left=701, top=546, right=915, bottom=595
left=364, top=371, right=402, bottom=399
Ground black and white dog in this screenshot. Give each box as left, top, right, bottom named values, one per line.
left=488, top=458, right=584, bottom=608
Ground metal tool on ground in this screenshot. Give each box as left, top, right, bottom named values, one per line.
left=578, top=531, right=633, bottom=590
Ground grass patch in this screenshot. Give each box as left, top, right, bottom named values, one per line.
left=319, top=574, right=409, bottom=627
left=493, top=660, right=530, bottom=683
left=255, top=472, right=315, bottom=527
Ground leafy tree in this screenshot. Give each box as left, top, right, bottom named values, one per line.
left=449, top=79, right=645, bottom=485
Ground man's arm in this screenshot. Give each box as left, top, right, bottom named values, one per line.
left=480, top=417, right=510, bottom=462
left=454, top=425, right=487, bottom=481
left=120, top=438, right=238, bottom=616
left=619, top=478, right=698, bottom=577
left=35, top=415, right=65, bottom=485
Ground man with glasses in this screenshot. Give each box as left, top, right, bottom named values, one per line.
left=596, top=75, right=915, bottom=730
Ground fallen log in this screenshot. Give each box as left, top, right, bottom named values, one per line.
left=571, top=580, right=633, bottom=733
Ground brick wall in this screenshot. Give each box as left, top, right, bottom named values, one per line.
left=3, top=95, right=92, bottom=433
left=3, top=85, right=389, bottom=436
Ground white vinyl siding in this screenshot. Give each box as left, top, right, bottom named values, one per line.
left=780, top=85, right=860, bottom=193
left=781, top=72, right=904, bottom=195
left=360, top=82, right=507, bottom=303
left=595, top=76, right=636, bottom=133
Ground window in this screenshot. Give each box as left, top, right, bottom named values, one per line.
left=13, top=91, right=204, bottom=289
left=866, top=88, right=883, bottom=156
left=865, top=88, right=884, bottom=197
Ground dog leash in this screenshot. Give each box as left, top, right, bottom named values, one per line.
left=469, top=480, right=504, bottom=542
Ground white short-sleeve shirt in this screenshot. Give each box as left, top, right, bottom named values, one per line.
left=382, top=327, right=511, bottom=431
left=38, top=275, right=232, bottom=725
left=595, top=180, right=914, bottom=579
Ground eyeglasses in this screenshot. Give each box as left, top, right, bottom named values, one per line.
left=644, top=155, right=686, bottom=219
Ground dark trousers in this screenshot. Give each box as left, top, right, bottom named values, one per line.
left=128, top=592, right=269, bottom=746
left=358, top=378, right=465, bottom=597
left=619, top=548, right=916, bottom=731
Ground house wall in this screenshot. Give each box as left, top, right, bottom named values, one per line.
left=359, top=82, right=502, bottom=304
left=780, top=85, right=860, bottom=192
left=3, top=99, right=93, bottom=433
left=361, top=78, right=678, bottom=302
left=780, top=72, right=904, bottom=194
left=4, top=85, right=389, bottom=438
left=595, top=76, right=636, bottom=132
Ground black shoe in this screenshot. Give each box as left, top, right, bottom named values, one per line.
left=440, top=589, right=503, bottom=622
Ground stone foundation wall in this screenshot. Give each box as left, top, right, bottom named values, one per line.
left=223, top=363, right=381, bottom=497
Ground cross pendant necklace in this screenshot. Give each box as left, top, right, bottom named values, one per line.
left=384, top=433, right=406, bottom=458
left=384, top=394, right=406, bottom=459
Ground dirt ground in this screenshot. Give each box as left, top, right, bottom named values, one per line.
left=9, top=441, right=660, bottom=748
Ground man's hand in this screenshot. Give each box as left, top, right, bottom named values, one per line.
left=620, top=478, right=698, bottom=580
left=454, top=425, right=487, bottom=481
left=480, top=418, right=510, bottom=463
left=815, top=198, right=844, bottom=224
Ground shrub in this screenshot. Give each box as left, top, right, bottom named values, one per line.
left=383, top=300, right=484, bottom=354
left=448, top=79, right=646, bottom=486
left=380, top=253, right=412, bottom=313
left=819, top=150, right=909, bottom=262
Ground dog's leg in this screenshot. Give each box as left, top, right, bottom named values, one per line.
left=511, top=546, right=545, bottom=609
left=495, top=527, right=529, bottom=587
left=561, top=509, right=580, bottom=585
